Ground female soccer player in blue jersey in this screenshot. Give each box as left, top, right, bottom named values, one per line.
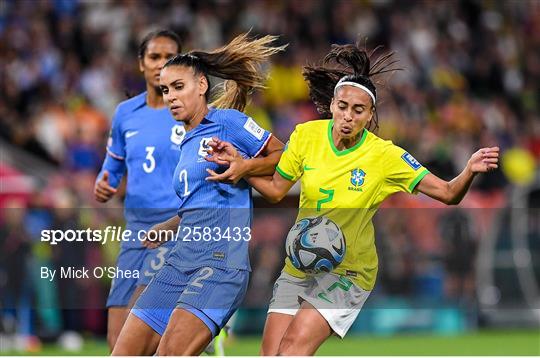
left=93, top=30, right=182, bottom=350
left=206, top=42, right=499, bottom=355
left=111, top=33, right=286, bottom=356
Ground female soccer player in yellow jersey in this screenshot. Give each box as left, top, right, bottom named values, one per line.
left=206, top=42, right=499, bottom=356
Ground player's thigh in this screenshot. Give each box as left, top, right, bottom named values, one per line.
left=278, top=301, right=332, bottom=356
left=107, top=307, right=129, bottom=350
left=125, top=242, right=174, bottom=320
left=260, top=312, right=294, bottom=356
left=131, top=263, right=188, bottom=336
left=107, top=307, right=129, bottom=332
left=262, top=271, right=312, bottom=355
left=127, top=285, right=146, bottom=308
left=106, top=247, right=145, bottom=349
left=111, top=312, right=161, bottom=356
left=178, top=266, right=249, bottom=336
left=157, top=308, right=213, bottom=356
left=125, top=242, right=175, bottom=309
left=298, top=273, right=371, bottom=339
left=107, top=247, right=144, bottom=308
left=116, top=264, right=191, bottom=354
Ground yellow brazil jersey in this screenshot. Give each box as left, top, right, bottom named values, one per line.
left=276, top=120, right=430, bottom=291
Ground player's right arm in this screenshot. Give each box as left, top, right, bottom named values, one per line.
left=94, top=106, right=127, bottom=203
left=141, top=215, right=181, bottom=249
left=415, top=146, right=499, bottom=205
left=94, top=170, right=118, bottom=202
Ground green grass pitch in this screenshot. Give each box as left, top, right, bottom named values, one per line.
left=4, top=330, right=539, bottom=356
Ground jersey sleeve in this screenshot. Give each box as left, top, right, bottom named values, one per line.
left=106, top=107, right=126, bottom=160
left=275, top=125, right=303, bottom=182
left=226, top=111, right=271, bottom=158
left=96, top=106, right=126, bottom=188
left=383, top=144, right=430, bottom=195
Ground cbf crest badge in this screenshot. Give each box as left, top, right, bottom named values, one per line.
left=170, top=125, right=186, bottom=145
left=348, top=168, right=365, bottom=192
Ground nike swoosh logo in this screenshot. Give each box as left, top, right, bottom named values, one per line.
left=303, top=165, right=316, bottom=171
left=125, top=131, right=139, bottom=138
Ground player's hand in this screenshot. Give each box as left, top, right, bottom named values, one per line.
left=205, top=137, right=240, bottom=165
left=94, top=171, right=117, bottom=203
left=467, top=147, right=499, bottom=173
left=205, top=137, right=248, bottom=184
left=141, top=222, right=174, bottom=249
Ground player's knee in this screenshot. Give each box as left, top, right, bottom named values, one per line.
left=111, top=341, right=129, bottom=356
left=277, top=329, right=310, bottom=355
left=156, top=343, right=173, bottom=356
left=260, top=343, right=277, bottom=356
left=157, top=337, right=184, bottom=356
left=261, top=337, right=282, bottom=356
left=107, top=331, right=119, bottom=352
left=157, top=345, right=190, bottom=356
left=260, top=347, right=269, bottom=356
left=276, top=334, right=295, bottom=355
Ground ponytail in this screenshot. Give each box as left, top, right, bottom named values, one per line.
left=164, top=33, right=287, bottom=111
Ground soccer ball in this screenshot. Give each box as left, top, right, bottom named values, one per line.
left=286, top=216, right=346, bottom=274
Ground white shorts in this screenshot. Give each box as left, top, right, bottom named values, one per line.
left=268, top=271, right=371, bottom=338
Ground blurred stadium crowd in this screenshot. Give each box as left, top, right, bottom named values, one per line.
left=1, top=0, right=539, bottom=348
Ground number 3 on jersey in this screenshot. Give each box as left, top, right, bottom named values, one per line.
left=143, top=146, right=156, bottom=173
left=178, top=169, right=191, bottom=197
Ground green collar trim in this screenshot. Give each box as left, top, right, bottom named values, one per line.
left=327, top=120, right=368, bottom=156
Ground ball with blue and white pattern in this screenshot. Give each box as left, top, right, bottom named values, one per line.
left=286, top=216, right=346, bottom=274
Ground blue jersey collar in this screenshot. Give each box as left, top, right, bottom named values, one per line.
left=183, top=107, right=218, bottom=140
left=202, top=107, right=218, bottom=123
left=130, top=92, right=147, bottom=111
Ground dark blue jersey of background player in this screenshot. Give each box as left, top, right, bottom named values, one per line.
left=98, top=91, right=185, bottom=232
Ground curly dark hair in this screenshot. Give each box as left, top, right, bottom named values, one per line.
left=303, top=40, right=400, bottom=131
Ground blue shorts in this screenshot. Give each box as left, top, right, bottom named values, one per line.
left=106, top=241, right=174, bottom=308
left=131, top=263, right=249, bottom=338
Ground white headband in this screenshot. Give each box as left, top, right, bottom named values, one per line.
left=334, top=81, right=376, bottom=105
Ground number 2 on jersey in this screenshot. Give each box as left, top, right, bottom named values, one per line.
left=179, top=169, right=191, bottom=196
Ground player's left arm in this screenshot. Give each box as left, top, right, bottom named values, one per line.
left=206, top=138, right=294, bottom=202
left=416, top=146, right=499, bottom=205
left=244, top=135, right=284, bottom=175
left=245, top=172, right=296, bottom=203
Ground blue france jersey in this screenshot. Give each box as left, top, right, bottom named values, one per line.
left=168, top=108, right=271, bottom=271
left=97, top=92, right=185, bottom=244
